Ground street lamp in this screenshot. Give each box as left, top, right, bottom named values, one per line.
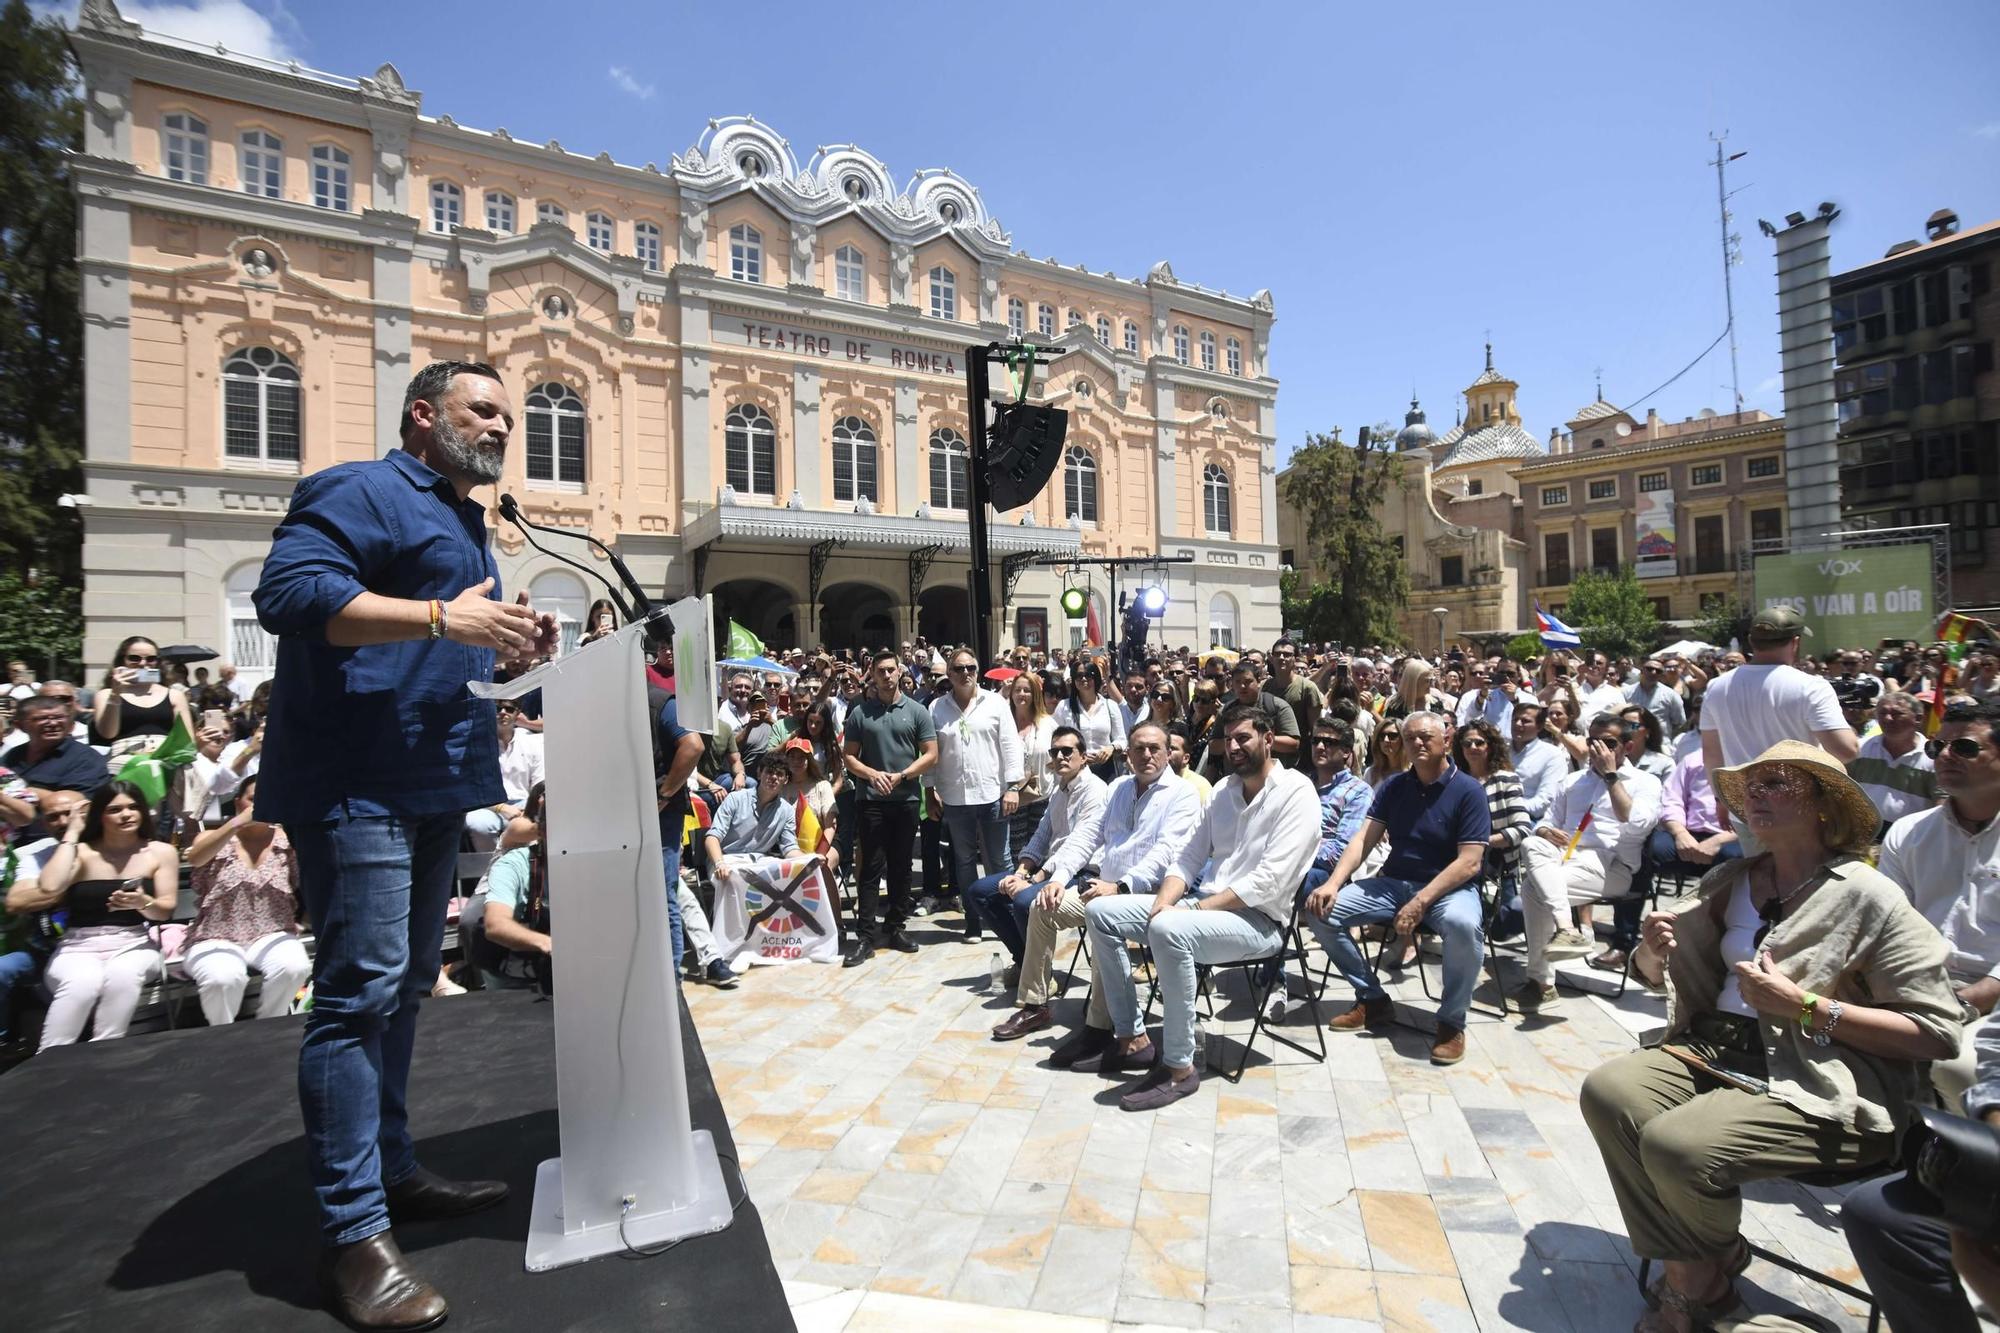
left=1431, top=606, right=1450, bottom=658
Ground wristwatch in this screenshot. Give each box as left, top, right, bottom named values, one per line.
left=1602, top=769, right=1622, bottom=784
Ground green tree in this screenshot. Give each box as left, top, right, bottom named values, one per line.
left=0, top=571, right=80, bottom=676
left=1695, top=598, right=1750, bottom=653
left=0, top=0, right=84, bottom=586
left=1281, top=425, right=1407, bottom=646
left=1564, top=566, right=1661, bottom=658
left=1504, top=631, right=1542, bottom=663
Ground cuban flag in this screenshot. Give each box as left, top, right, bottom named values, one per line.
left=1535, top=602, right=1582, bottom=650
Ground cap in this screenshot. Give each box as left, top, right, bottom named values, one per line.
left=1750, top=605, right=1812, bottom=640
left=782, top=737, right=813, bottom=756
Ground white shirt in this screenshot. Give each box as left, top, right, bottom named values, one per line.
left=1537, top=763, right=1663, bottom=870
left=927, top=688, right=1024, bottom=806
left=189, top=752, right=244, bottom=823
left=1172, top=763, right=1322, bottom=923
left=717, top=700, right=751, bottom=734
left=218, top=737, right=261, bottom=782
left=1455, top=686, right=1515, bottom=734
left=1699, top=663, right=1845, bottom=768
left=1878, top=801, right=2000, bottom=982
left=497, top=729, right=545, bottom=805
left=1022, top=769, right=1110, bottom=882
left=1848, top=735, right=1936, bottom=827
left=1053, top=695, right=1127, bottom=761
left=1016, top=715, right=1057, bottom=802
left=1576, top=680, right=1630, bottom=724
left=1510, top=737, right=1568, bottom=824
left=1094, top=770, right=1203, bottom=896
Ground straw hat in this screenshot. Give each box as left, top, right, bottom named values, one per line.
left=1711, top=740, right=1880, bottom=856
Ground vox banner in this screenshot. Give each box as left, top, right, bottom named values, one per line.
left=1753, top=545, right=1933, bottom=645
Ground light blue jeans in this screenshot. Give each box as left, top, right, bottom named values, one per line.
left=1308, top=876, right=1484, bottom=1031
left=1086, top=894, right=1281, bottom=1070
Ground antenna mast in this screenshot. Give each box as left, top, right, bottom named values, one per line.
left=1710, top=132, right=1748, bottom=414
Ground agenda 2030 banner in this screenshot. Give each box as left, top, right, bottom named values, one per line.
left=1753, top=544, right=1933, bottom=646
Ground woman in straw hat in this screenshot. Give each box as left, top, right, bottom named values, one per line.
left=1579, top=739, right=1962, bottom=1332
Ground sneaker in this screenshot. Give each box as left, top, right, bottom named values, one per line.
left=431, top=977, right=467, bottom=998
left=1329, top=997, right=1394, bottom=1033
left=885, top=927, right=919, bottom=954
left=1510, top=981, right=1559, bottom=1012
left=703, top=959, right=740, bottom=989
left=1047, top=1025, right=1112, bottom=1069
left=1547, top=929, right=1595, bottom=959
left=1430, top=1024, right=1467, bottom=1065
left=842, top=935, right=876, bottom=969
left=1119, top=1064, right=1201, bottom=1112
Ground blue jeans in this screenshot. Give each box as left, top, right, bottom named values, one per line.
left=292, top=809, right=461, bottom=1245
left=0, top=948, right=39, bottom=1040
left=660, top=809, right=686, bottom=974
left=965, top=872, right=1035, bottom=961
left=1612, top=829, right=1741, bottom=948
left=941, top=801, right=1010, bottom=903
left=1308, top=876, right=1484, bottom=1031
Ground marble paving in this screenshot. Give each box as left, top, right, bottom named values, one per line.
left=685, top=904, right=1882, bottom=1332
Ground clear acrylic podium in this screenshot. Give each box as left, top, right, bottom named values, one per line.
left=474, top=610, right=733, bottom=1270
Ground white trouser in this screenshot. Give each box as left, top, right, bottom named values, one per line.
left=41, top=926, right=160, bottom=1049
left=184, top=932, right=313, bottom=1025
left=678, top=880, right=718, bottom=966
left=1936, top=992, right=1999, bottom=1112
left=464, top=807, right=506, bottom=853
left=1519, top=837, right=1632, bottom=985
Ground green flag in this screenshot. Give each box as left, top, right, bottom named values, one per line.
left=726, top=620, right=763, bottom=660
left=115, top=715, right=199, bottom=806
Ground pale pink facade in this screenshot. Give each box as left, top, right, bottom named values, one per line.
left=69, top=2, right=1282, bottom=679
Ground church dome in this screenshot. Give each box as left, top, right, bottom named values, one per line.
left=1394, top=397, right=1436, bottom=451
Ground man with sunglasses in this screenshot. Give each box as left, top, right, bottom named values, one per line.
left=1878, top=698, right=2000, bottom=1108
left=927, top=647, right=1023, bottom=937
left=1269, top=641, right=1322, bottom=766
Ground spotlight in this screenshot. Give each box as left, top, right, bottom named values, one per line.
left=1137, top=586, right=1168, bottom=616
left=1060, top=586, right=1088, bottom=619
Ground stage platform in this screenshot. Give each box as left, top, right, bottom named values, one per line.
left=0, top=991, right=791, bottom=1332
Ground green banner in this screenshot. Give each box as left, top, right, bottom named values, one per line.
left=1752, top=544, right=1933, bottom=647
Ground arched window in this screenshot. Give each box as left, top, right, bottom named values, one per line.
left=1064, top=446, right=1098, bottom=524
left=1173, top=325, right=1190, bottom=364
left=929, top=428, right=970, bottom=510
left=484, top=190, right=515, bottom=234
left=729, top=223, right=762, bottom=283
left=835, top=244, right=866, bottom=302
left=725, top=403, right=777, bottom=496
left=1123, top=321, right=1140, bottom=354
left=1007, top=296, right=1025, bottom=337
left=1208, top=592, right=1239, bottom=649
left=1199, top=330, right=1217, bottom=371
left=310, top=144, right=350, bottom=211
left=1203, top=463, right=1232, bottom=535
left=1036, top=303, right=1056, bottom=338
left=162, top=112, right=208, bottom=184
left=1067, top=309, right=1085, bottom=331
left=529, top=569, right=590, bottom=657
left=1095, top=316, right=1112, bottom=347
left=928, top=266, right=957, bottom=321
left=634, top=220, right=661, bottom=271
left=429, top=180, right=462, bottom=234
left=222, top=346, right=301, bottom=465
left=1226, top=336, right=1243, bottom=376
left=525, top=382, right=587, bottom=487
left=537, top=200, right=567, bottom=229
left=585, top=211, right=615, bottom=253
left=224, top=562, right=277, bottom=680
left=239, top=129, right=281, bottom=198
left=831, top=415, right=879, bottom=505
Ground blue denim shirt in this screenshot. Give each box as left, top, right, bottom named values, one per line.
left=253, top=449, right=503, bottom=824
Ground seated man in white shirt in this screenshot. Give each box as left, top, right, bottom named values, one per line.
left=1074, top=703, right=1321, bottom=1111
left=1508, top=701, right=1568, bottom=824
left=1000, top=723, right=1198, bottom=1044
left=967, top=726, right=1107, bottom=985
left=1877, top=697, right=2000, bottom=1106
left=1514, top=712, right=1662, bottom=1009
left=464, top=700, right=543, bottom=852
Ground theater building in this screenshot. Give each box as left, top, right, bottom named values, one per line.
left=67, top=1, right=1283, bottom=683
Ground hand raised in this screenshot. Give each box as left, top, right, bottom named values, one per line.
left=444, top=578, right=539, bottom=657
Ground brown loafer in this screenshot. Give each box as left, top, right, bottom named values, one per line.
left=1119, top=1065, right=1201, bottom=1112
left=1047, top=1025, right=1112, bottom=1069
left=1588, top=948, right=1629, bottom=973
left=992, top=1005, right=1052, bottom=1042
left=1329, top=997, right=1394, bottom=1033
left=386, top=1164, right=509, bottom=1224
left=1430, top=1024, right=1466, bottom=1065
left=318, top=1232, right=447, bottom=1332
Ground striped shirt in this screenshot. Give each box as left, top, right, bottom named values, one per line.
left=1848, top=735, right=1937, bottom=828
left=1480, top=769, right=1531, bottom=877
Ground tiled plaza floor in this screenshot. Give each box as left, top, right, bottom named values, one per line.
left=684, top=907, right=1879, bottom=1333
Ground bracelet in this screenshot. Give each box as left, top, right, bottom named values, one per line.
left=438, top=599, right=450, bottom=639
left=427, top=598, right=443, bottom=641
left=1798, top=991, right=1820, bottom=1030
left=1813, top=999, right=1844, bottom=1048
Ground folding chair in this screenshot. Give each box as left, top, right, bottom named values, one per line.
left=1199, top=905, right=1328, bottom=1082
left=1352, top=882, right=1511, bottom=1021
left=1057, top=928, right=1091, bottom=1001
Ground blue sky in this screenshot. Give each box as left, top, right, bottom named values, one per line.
left=63, top=1, right=2000, bottom=462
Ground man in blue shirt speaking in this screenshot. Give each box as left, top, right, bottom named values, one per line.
left=256, top=361, right=557, bottom=1331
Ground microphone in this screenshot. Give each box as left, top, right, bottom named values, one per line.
left=497, top=493, right=632, bottom=624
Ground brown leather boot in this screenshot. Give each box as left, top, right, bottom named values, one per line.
left=317, top=1233, right=447, bottom=1331
left=1430, top=1024, right=1467, bottom=1066
left=1329, top=997, right=1394, bottom=1033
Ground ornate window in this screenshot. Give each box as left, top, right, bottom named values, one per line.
left=634, top=220, right=661, bottom=271
left=311, top=144, right=350, bottom=211
left=484, top=190, right=515, bottom=234
left=222, top=347, right=301, bottom=466
left=537, top=200, right=567, bottom=228
left=1067, top=309, right=1085, bottom=331
left=525, top=382, right=586, bottom=487
left=831, top=415, right=879, bottom=505
left=1095, top=316, right=1112, bottom=347
left=1203, top=463, right=1232, bottom=535
left=1007, top=296, right=1025, bottom=337
left=928, top=266, right=957, bottom=321
left=835, top=244, right=866, bottom=302
left=224, top=562, right=277, bottom=678
left=1209, top=592, right=1239, bottom=649
left=729, top=223, right=762, bottom=283
left=1123, top=321, right=1139, bottom=354
left=726, top=403, right=777, bottom=496
left=1064, top=446, right=1099, bottom=524
left=529, top=570, right=590, bottom=658
left=1226, top=336, right=1242, bottom=376
left=1173, top=325, right=1190, bottom=365
left=1037, top=303, right=1056, bottom=338
left=162, top=112, right=208, bottom=184
left=585, top=211, right=614, bottom=253
left=1199, top=331, right=1217, bottom=372
left=239, top=129, right=281, bottom=198
left=929, top=428, right=970, bottom=510
left=429, top=180, right=462, bottom=234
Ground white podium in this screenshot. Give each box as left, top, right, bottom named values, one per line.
left=474, top=610, right=733, bottom=1270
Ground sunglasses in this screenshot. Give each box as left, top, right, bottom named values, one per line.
left=125, top=654, right=160, bottom=664
left=1310, top=735, right=1344, bottom=747
left=948, top=663, right=978, bottom=674
left=1047, top=745, right=1078, bottom=758
left=1152, top=692, right=1175, bottom=701
left=1927, top=736, right=1985, bottom=760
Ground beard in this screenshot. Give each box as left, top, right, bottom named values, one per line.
left=433, top=414, right=505, bottom=485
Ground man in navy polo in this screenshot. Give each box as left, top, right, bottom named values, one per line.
left=1303, top=709, right=1489, bottom=1065
left=256, top=361, right=557, bottom=1331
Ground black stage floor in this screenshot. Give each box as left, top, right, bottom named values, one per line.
left=0, top=991, right=791, bottom=1332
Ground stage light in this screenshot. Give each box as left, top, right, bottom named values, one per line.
left=1060, top=586, right=1088, bottom=619
left=1137, top=586, right=1167, bottom=616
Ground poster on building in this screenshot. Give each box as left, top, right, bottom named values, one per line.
left=1752, top=544, right=1933, bottom=646
left=1634, top=489, right=1677, bottom=579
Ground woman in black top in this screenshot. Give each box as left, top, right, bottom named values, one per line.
left=93, top=635, right=196, bottom=755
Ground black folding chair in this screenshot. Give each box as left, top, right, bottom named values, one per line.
left=1352, top=882, right=1511, bottom=1021
left=1199, top=906, right=1329, bottom=1082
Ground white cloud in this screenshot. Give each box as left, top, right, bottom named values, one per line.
left=37, top=1, right=302, bottom=63
left=1975, top=122, right=2000, bottom=140
left=608, top=65, right=656, bottom=101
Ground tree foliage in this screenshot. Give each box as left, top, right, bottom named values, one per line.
left=0, top=571, right=80, bottom=676
left=0, top=0, right=84, bottom=586
left=1281, top=426, right=1407, bottom=646
left=1503, top=632, right=1543, bottom=663
left=1695, top=598, right=1750, bottom=653
left=1564, top=566, right=1661, bottom=659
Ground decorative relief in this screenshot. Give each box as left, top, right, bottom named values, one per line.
left=135, top=485, right=186, bottom=507
left=220, top=490, right=287, bottom=512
